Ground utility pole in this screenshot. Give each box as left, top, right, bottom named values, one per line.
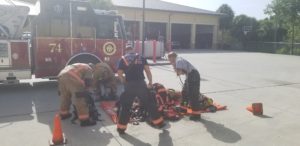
left=142, top=0, right=145, bottom=56
left=291, top=21, right=295, bottom=55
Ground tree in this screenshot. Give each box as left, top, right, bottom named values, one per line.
left=89, top=0, right=114, bottom=10
left=265, top=0, right=300, bottom=54
left=257, top=17, right=287, bottom=42
left=217, top=4, right=235, bottom=49
left=230, top=15, right=259, bottom=47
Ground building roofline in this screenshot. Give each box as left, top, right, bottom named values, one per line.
left=115, top=5, right=222, bottom=16
left=112, top=0, right=221, bottom=16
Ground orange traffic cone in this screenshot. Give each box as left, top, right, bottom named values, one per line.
left=49, top=114, right=67, bottom=146
left=247, top=103, right=263, bottom=115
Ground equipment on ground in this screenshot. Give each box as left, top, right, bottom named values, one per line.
left=99, top=83, right=227, bottom=124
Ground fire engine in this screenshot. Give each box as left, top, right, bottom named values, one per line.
left=0, top=0, right=126, bottom=83
left=0, top=4, right=31, bottom=83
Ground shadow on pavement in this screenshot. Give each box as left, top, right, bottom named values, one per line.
left=0, top=84, right=34, bottom=123
left=158, top=129, right=174, bottom=146
left=255, top=115, right=272, bottom=118
left=60, top=121, right=115, bottom=146
left=0, top=81, right=59, bottom=126
left=120, top=134, right=151, bottom=146
left=201, top=119, right=241, bottom=143
left=33, top=82, right=60, bottom=130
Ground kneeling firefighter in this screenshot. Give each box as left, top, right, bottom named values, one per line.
left=116, top=45, right=165, bottom=134
left=168, top=52, right=204, bottom=121
left=58, top=63, right=96, bottom=127
left=92, top=62, right=118, bottom=101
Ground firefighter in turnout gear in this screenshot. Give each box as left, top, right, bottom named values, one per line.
left=57, top=63, right=96, bottom=127
left=116, top=45, right=165, bottom=134
left=92, top=62, right=117, bottom=100
left=168, top=52, right=204, bottom=121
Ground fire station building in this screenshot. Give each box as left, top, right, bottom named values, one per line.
left=112, top=0, right=220, bottom=49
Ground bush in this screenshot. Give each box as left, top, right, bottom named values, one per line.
left=294, top=48, right=300, bottom=55
left=276, top=47, right=290, bottom=54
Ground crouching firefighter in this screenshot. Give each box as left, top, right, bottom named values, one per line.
left=92, top=62, right=118, bottom=101
left=168, top=52, right=204, bottom=121
left=57, top=63, right=97, bottom=127
left=116, top=45, right=165, bottom=134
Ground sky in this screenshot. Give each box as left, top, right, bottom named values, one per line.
left=163, top=0, right=273, bottom=20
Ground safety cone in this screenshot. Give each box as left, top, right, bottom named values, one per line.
left=247, top=103, right=263, bottom=115
left=49, top=114, right=67, bottom=146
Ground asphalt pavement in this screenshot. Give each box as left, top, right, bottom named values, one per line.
left=1, top=50, right=300, bottom=146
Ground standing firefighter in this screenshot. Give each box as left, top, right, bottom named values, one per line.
left=116, top=45, right=165, bottom=134
left=92, top=62, right=117, bottom=100
left=168, top=52, right=204, bottom=121
left=58, top=63, right=96, bottom=126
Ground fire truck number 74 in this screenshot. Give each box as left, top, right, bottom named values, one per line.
left=49, top=43, right=63, bottom=53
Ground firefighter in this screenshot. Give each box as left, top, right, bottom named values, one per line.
left=167, top=52, right=204, bottom=121
left=116, top=45, right=165, bottom=134
left=91, top=62, right=117, bottom=100
left=57, top=63, right=96, bottom=127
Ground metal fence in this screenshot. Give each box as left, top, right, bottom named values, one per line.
left=244, top=42, right=300, bottom=55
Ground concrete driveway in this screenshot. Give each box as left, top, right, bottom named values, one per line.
left=1, top=50, right=300, bottom=146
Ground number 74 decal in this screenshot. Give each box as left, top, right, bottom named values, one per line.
left=49, top=43, right=63, bottom=53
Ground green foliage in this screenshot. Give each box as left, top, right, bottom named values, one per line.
left=287, top=25, right=300, bottom=42
left=257, top=18, right=287, bottom=42
left=266, top=0, right=300, bottom=53
left=216, top=0, right=299, bottom=55
left=276, top=47, right=290, bottom=54
left=230, top=15, right=259, bottom=45
left=216, top=4, right=235, bottom=49
left=217, top=4, right=235, bottom=31
left=89, top=0, right=114, bottom=10
left=265, top=0, right=300, bottom=24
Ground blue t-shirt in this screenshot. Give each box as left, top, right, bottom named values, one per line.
left=117, top=52, right=148, bottom=82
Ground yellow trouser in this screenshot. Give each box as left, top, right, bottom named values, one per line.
left=58, top=74, right=89, bottom=121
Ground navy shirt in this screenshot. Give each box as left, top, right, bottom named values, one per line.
left=117, top=52, right=148, bottom=82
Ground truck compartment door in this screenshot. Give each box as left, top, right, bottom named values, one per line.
left=0, top=40, right=10, bottom=67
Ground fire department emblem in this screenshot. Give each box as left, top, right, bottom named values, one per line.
left=103, top=42, right=116, bottom=56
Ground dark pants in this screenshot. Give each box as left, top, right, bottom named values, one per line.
left=117, top=80, right=163, bottom=130
left=182, top=70, right=202, bottom=115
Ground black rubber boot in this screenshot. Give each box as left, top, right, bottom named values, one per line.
left=80, top=119, right=96, bottom=127
left=117, top=128, right=126, bottom=135
left=147, top=120, right=166, bottom=129
left=189, top=115, right=201, bottom=121
left=156, top=121, right=166, bottom=129
left=60, top=113, right=72, bottom=120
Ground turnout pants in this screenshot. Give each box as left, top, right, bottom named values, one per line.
left=182, top=70, right=203, bottom=116
left=58, top=74, right=89, bottom=121
left=117, top=80, right=163, bottom=130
